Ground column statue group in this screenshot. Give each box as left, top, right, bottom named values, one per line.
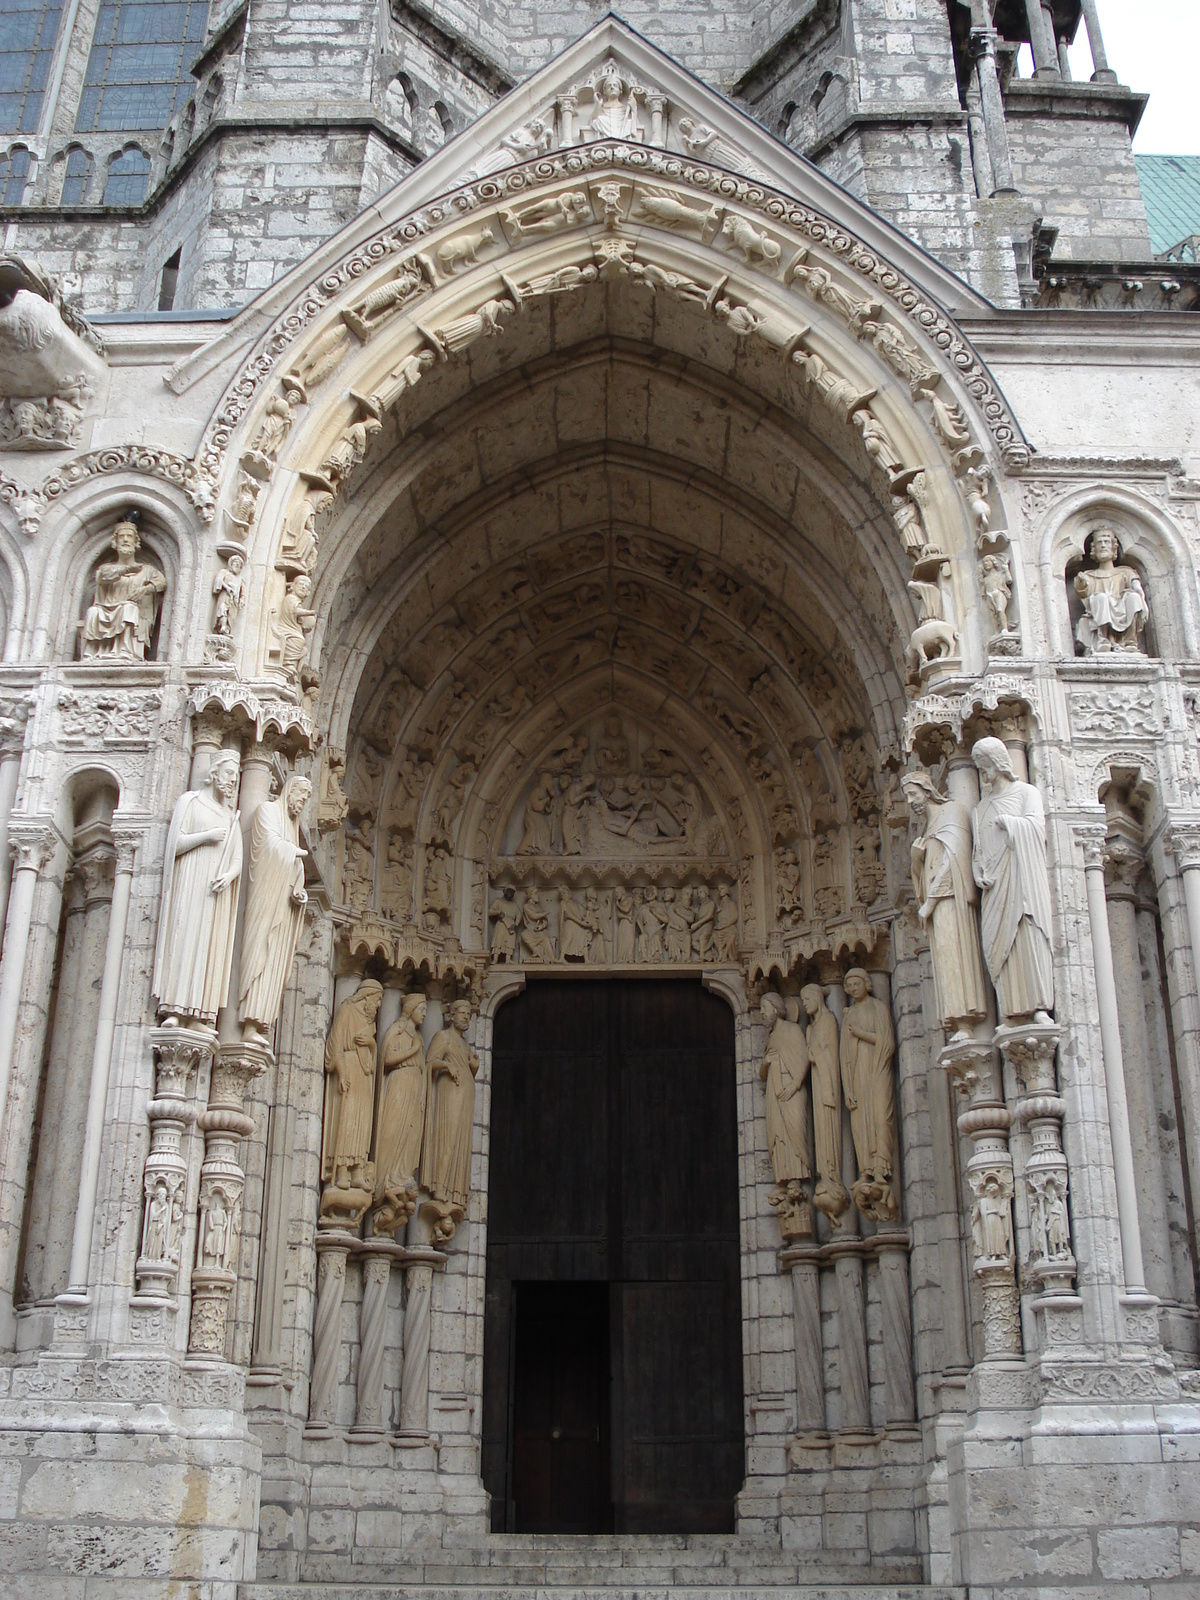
left=321, top=986, right=479, bottom=1244
left=762, top=735, right=1058, bottom=1239
left=760, top=971, right=896, bottom=1235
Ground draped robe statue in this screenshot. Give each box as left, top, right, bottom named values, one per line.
left=322, top=980, right=382, bottom=1194
left=421, top=1000, right=479, bottom=1240
left=80, top=516, right=167, bottom=661
left=152, top=751, right=242, bottom=1026
left=902, top=772, right=988, bottom=1039
left=1074, top=525, right=1149, bottom=654
left=841, top=969, right=898, bottom=1222
left=801, top=984, right=849, bottom=1222
left=760, top=992, right=812, bottom=1238
left=238, top=775, right=311, bottom=1040
left=970, top=738, right=1054, bottom=1023
left=373, top=993, right=429, bottom=1233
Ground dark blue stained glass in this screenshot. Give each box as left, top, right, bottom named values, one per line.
left=61, top=144, right=91, bottom=202
left=101, top=142, right=149, bottom=204
left=0, top=0, right=66, bottom=135
left=0, top=145, right=32, bottom=203
left=76, top=0, right=209, bottom=134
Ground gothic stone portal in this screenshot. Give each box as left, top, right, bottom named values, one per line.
left=483, top=979, right=744, bottom=1534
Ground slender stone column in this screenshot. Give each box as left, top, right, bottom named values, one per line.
left=829, top=1237, right=871, bottom=1436
left=307, top=1232, right=354, bottom=1432
left=1078, top=825, right=1147, bottom=1295
left=65, top=827, right=138, bottom=1294
left=782, top=1247, right=827, bottom=1438
left=187, top=1039, right=272, bottom=1357
left=353, top=1243, right=405, bottom=1435
left=400, top=1258, right=434, bottom=1434
left=0, top=742, right=25, bottom=948
left=1104, top=836, right=1174, bottom=1306
left=1023, top=0, right=1058, bottom=74
left=133, top=1027, right=211, bottom=1301
left=877, top=1232, right=917, bottom=1429
left=1079, top=0, right=1117, bottom=81
left=0, top=823, right=58, bottom=1149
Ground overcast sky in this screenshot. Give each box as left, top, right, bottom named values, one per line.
left=1071, top=0, right=1200, bottom=154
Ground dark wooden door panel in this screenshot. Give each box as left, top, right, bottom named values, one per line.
left=511, top=1282, right=610, bottom=1534
left=484, top=980, right=743, bottom=1534
left=614, top=1279, right=743, bottom=1533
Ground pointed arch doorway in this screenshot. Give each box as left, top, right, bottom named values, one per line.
left=482, top=978, right=743, bottom=1534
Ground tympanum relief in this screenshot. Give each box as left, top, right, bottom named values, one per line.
left=487, top=711, right=740, bottom=966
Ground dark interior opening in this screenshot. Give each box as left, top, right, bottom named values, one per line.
left=483, top=978, right=744, bottom=1535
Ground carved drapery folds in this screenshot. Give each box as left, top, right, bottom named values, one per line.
left=759, top=971, right=897, bottom=1240
left=238, top=774, right=311, bottom=1042
left=78, top=511, right=166, bottom=663
left=1073, top=525, right=1150, bottom=655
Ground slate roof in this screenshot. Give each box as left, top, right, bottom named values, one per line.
left=1136, top=154, right=1200, bottom=258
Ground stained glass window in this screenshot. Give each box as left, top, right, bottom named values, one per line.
left=0, top=0, right=66, bottom=135
left=76, top=0, right=208, bottom=133
left=61, top=143, right=92, bottom=203
left=0, top=145, right=32, bottom=204
left=102, top=143, right=149, bottom=204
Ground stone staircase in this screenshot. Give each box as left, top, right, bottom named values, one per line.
left=241, top=1533, right=964, bottom=1598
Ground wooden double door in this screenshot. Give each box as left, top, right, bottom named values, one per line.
left=482, top=980, right=744, bottom=1534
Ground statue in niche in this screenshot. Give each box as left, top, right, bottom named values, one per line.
left=520, top=886, right=556, bottom=962
left=201, top=1190, right=231, bottom=1269
left=421, top=1000, right=479, bottom=1241
left=801, top=985, right=849, bottom=1223
left=636, top=886, right=666, bottom=961
left=518, top=772, right=557, bottom=854
left=980, top=552, right=1014, bottom=637
left=238, top=774, right=310, bottom=1042
left=424, top=842, right=453, bottom=931
left=663, top=887, right=694, bottom=962
left=588, top=65, right=641, bottom=140
left=902, top=771, right=988, bottom=1041
left=559, top=772, right=595, bottom=854
left=322, top=980, right=382, bottom=1193
left=79, top=513, right=166, bottom=661
left=614, top=888, right=636, bottom=962
left=970, top=1167, right=1014, bottom=1263
left=211, top=551, right=246, bottom=637
left=274, top=574, right=315, bottom=684
left=152, top=749, right=243, bottom=1027
left=712, top=883, right=738, bottom=961
left=840, top=969, right=898, bottom=1222
left=1074, top=525, right=1149, bottom=654
left=1029, top=1172, right=1070, bottom=1262
left=970, top=737, right=1054, bottom=1024
left=373, top=992, right=429, bottom=1233
left=342, top=818, right=374, bottom=912
left=691, top=885, right=715, bottom=959
left=489, top=888, right=521, bottom=960
left=760, top=992, right=812, bottom=1239
left=144, top=1181, right=172, bottom=1263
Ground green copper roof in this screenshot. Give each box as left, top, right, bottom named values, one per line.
left=1136, top=154, right=1200, bottom=258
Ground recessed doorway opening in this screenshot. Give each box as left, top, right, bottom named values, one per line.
left=483, top=979, right=744, bottom=1535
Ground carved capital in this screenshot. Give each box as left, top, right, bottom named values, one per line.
left=8, top=820, right=59, bottom=873
left=111, top=823, right=144, bottom=875
left=1074, top=821, right=1109, bottom=873
left=1169, top=822, right=1200, bottom=874
left=1103, top=834, right=1143, bottom=898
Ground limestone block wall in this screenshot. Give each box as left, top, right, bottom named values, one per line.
left=1003, top=83, right=1153, bottom=263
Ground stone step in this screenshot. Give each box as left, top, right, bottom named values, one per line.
left=242, top=1588, right=963, bottom=1600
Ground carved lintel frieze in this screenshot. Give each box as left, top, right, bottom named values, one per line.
left=57, top=686, right=164, bottom=745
